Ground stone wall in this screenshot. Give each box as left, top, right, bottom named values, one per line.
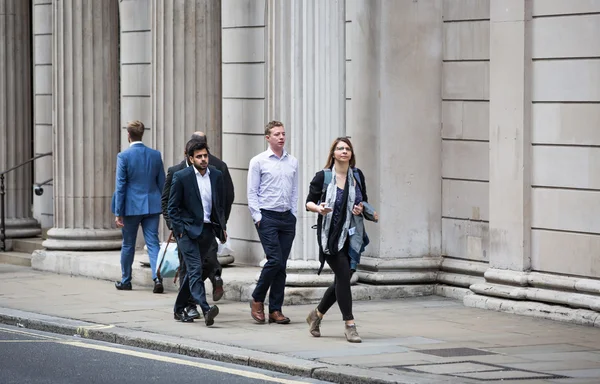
left=221, top=0, right=267, bottom=266
left=441, top=0, right=490, bottom=265
left=529, top=1, right=600, bottom=278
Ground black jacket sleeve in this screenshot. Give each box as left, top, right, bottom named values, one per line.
left=222, top=163, right=235, bottom=223
left=305, top=170, right=325, bottom=208
left=161, top=166, right=175, bottom=229
left=356, top=168, right=368, bottom=203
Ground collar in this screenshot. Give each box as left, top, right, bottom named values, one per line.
left=266, top=147, right=288, bottom=159
left=129, top=141, right=144, bottom=147
left=193, top=166, right=210, bottom=177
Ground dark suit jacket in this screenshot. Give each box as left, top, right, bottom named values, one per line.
left=167, top=165, right=226, bottom=241
left=161, top=159, right=187, bottom=229
left=208, top=153, right=234, bottom=222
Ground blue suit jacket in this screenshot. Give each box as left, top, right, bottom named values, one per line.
left=111, top=143, right=166, bottom=217
left=167, top=165, right=226, bottom=241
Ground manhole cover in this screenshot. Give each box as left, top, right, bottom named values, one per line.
left=416, top=347, right=496, bottom=357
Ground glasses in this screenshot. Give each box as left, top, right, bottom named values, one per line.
left=335, top=146, right=352, bottom=152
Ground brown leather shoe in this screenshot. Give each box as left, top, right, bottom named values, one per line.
left=268, top=310, right=291, bottom=324
left=250, top=300, right=265, bottom=323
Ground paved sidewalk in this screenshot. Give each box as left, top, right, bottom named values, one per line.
left=1, top=264, right=600, bottom=384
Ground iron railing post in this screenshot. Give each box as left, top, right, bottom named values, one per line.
left=1, top=174, right=5, bottom=252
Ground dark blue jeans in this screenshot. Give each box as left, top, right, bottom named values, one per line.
left=252, top=209, right=296, bottom=313
left=174, top=231, right=210, bottom=315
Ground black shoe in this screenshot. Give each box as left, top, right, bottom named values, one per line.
left=174, top=309, right=194, bottom=323
left=212, top=276, right=224, bottom=302
left=115, top=282, right=132, bottom=291
left=153, top=279, right=164, bottom=294
left=186, top=306, right=201, bottom=319
left=204, top=305, right=219, bottom=326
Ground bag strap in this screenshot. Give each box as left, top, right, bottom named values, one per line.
left=156, top=231, right=173, bottom=281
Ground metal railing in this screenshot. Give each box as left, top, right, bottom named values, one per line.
left=0, top=152, right=52, bottom=252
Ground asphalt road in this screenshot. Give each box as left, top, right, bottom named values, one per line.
left=0, top=325, right=330, bottom=384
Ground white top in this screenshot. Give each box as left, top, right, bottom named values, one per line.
left=194, top=166, right=212, bottom=224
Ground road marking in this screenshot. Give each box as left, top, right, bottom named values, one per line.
left=0, top=326, right=61, bottom=340
left=0, top=339, right=59, bottom=343
left=61, top=341, right=310, bottom=384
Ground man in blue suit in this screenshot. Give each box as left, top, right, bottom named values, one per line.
left=112, top=120, right=166, bottom=293
left=168, top=140, right=225, bottom=326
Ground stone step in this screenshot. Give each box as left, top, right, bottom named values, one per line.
left=31, top=249, right=434, bottom=305
left=0, top=251, right=32, bottom=267
left=11, top=237, right=45, bottom=254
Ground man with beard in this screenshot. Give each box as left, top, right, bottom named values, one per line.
left=167, top=141, right=226, bottom=325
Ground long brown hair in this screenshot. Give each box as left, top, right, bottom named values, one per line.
left=324, top=137, right=356, bottom=169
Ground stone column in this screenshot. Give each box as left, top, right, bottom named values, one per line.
left=265, top=0, right=347, bottom=286
left=152, top=0, right=222, bottom=168
left=0, top=0, right=40, bottom=239
left=487, top=1, right=532, bottom=273
left=43, top=0, right=121, bottom=250
left=32, top=0, right=53, bottom=233
left=349, top=0, right=443, bottom=285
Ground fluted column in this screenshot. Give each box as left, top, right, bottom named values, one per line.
left=43, top=0, right=121, bottom=250
left=32, top=0, right=54, bottom=232
left=152, top=0, right=222, bottom=170
left=265, top=0, right=348, bottom=286
left=0, top=0, right=40, bottom=239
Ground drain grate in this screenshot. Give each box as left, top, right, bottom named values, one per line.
left=391, top=361, right=570, bottom=381
left=415, top=347, right=496, bottom=357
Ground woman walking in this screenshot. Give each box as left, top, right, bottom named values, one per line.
left=305, top=137, right=378, bottom=343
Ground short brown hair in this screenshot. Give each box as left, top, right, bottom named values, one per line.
left=265, top=120, right=284, bottom=136
left=324, top=137, right=356, bottom=169
left=127, top=120, right=145, bottom=141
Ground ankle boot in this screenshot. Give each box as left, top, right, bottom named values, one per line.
left=306, top=309, right=322, bottom=337
left=344, top=323, right=362, bottom=343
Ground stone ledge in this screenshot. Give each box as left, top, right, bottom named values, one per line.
left=463, top=293, right=600, bottom=328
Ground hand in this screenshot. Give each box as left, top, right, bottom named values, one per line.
left=169, top=236, right=177, bottom=243
left=373, top=211, right=379, bottom=221
left=256, top=221, right=260, bottom=228
left=352, top=202, right=363, bottom=216
left=115, top=216, right=124, bottom=228
left=318, top=202, right=332, bottom=216
left=221, top=230, right=228, bottom=244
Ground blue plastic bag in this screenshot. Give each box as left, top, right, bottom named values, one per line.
left=156, top=242, right=179, bottom=279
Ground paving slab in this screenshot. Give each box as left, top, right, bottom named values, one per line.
left=2, top=264, right=600, bottom=384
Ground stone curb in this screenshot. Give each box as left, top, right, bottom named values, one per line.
left=0, top=307, right=433, bottom=384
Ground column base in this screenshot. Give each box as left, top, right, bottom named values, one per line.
left=4, top=218, right=41, bottom=238
left=357, top=256, right=441, bottom=285
left=43, top=228, right=122, bottom=251
left=218, top=254, right=235, bottom=266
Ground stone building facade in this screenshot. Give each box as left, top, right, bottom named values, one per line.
left=1, top=0, right=600, bottom=324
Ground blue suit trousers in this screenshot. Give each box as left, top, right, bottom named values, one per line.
left=120, top=214, right=161, bottom=284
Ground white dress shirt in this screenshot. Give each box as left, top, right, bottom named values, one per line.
left=129, top=141, right=144, bottom=147
left=194, top=166, right=212, bottom=223
left=247, top=148, right=299, bottom=223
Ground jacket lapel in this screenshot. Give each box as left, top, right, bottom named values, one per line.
left=189, top=167, right=202, bottom=203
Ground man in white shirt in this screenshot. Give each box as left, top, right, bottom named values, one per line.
left=167, top=141, right=226, bottom=326
left=247, top=121, right=299, bottom=324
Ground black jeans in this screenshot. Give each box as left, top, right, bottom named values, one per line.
left=252, top=209, right=296, bottom=313
left=317, top=250, right=354, bottom=321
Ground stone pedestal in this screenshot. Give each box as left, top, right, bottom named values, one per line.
left=349, top=0, right=443, bottom=284
left=43, top=0, right=121, bottom=250
left=265, top=0, right=347, bottom=286
left=0, top=0, right=40, bottom=239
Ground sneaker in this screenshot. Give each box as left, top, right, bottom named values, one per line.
left=344, top=324, right=362, bottom=343
left=306, top=309, right=322, bottom=337
left=174, top=309, right=194, bottom=323
left=186, top=306, right=201, bottom=319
